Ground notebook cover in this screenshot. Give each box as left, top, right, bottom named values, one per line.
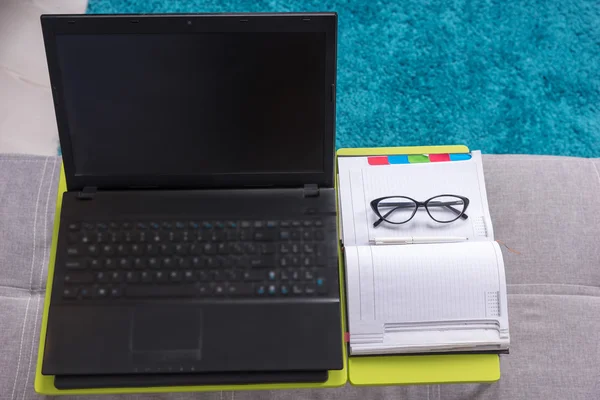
left=34, top=165, right=348, bottom=395
left=337, top=145, right=501, bottom=385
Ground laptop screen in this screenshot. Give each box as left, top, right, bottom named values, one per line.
left=55, top=32, right=327, bottom=177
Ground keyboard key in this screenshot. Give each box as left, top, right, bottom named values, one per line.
left=63, top=287, right=78, bottom=298
left=66, top=247, right=81, bottom=257
left=183, top=270, right=196, bottom=282
left=314, top=220, right=323, bottom=227
left=268, top=284, right=277, bottom=295
left=162, top=257, right=173, bottom=268
left=131, top=244, right=143, bottom=255
left=279, top=231, right=291, bottom=240
left=291, top=230, right=301, bottom=241
left=280, top=269, right=290, bottom=280
left=268, top=270, right=276, bottom=281
left=304, top=269, right=315, bottom=280
left=249, top=256, right=275, bottom=268
left=291, top=221, right=301, bottom=227
left=280, top=285, right=289, bottom=295
left=255, top=284, right=266, bottom=295
left=254, top=230, right=275, bottom=241
left=155, top=271, right=168, bottom=283
left=314, top=230, right=325, bottom=241
left=150, top=222, right=161, bottom=230
left=95, top=271, right=109, bottom=283
left=261, top=243, right=276, bottom=254
left=80, top=287, right=93, bottom=298
left=243, top=270, right=264, bottom=281
left=96, top=287, right=108, bottom=297
left=190, top=243, right=203, bottom=255
left=87, top=244, right=99, bottom=256
left=305, top=284, right=316, bottom=295
left=82, top=222, right=95, bottom=230
left=148, top=257, right=159, bottom=268
left=126, top=271, right=140, bottom=283
left=303, top=220, right=313, bottom=227
left=175, top=244, right=189, bottom=255
left=317, top=278, right=328, bottom=294
left=110, top=271, right=123, bottom=283
left=133, top=258, right=145, bottom=269
left=292, top=284, right=303, bottom=295
left=240, top=221, right=251, bottom=228
left=177, top=256, right=190, bottom=268
left=102, top=244, right=114, bottom=255
left=64, top=271, right=93, bottom=284
left=244, top=243, right=257, bottom=254
left=203, top=243, right=216, bottom=255
left=160, top=244, right=174, bottom=255
left=227, top=283, right=252, bottom=296
left=68, top=223, right=80, bottom=231
left=110, top=287, right=123, bottom=297
left=226, top=221, right=237, bottom=229
left=191, top=257, right=204, bottom=268
left=104, top=258, right=116, bottom=269
left=97, top=223, right=108, bottom=231
left=65, top=261, right=84, bottom=269
left=266, top=221, right=277, bottom=228
left=140, top=271, right=152, bottom=283
left=118, top=258, right=131, bottom=269
left=280, top=221, right=291, bottom=227
left=169, top=271, right=181, bottom=282
left=88, top=259, right=101, bottom=269
left=197, top=271, right=210, bottom=281
left=302, top=231, right=313, bottom=240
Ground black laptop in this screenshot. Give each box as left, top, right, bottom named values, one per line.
left=40, top=13, right=342, bottom=389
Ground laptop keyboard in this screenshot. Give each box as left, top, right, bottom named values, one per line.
left=59, top=219, right=337, bottom=300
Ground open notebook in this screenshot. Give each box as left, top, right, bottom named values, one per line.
left=338, top=151, right=510, bottom=356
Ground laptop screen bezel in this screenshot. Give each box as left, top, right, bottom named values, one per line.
left=41, top=13, right=337, bottom=191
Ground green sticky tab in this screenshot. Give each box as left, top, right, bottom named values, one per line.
left=408, top=154, right=430, bottom=163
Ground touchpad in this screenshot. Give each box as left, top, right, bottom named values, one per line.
left=131, top=306, right=203, bottom=364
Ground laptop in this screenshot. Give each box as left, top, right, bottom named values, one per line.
left=40, top=13, right=342, bottom=389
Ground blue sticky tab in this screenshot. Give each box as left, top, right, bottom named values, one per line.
left=388, top=155, right=409, bottom=164
left=449, top=153, right=472, bottom=161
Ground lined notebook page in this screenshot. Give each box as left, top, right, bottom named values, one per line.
left=338, top=151, right=494, bottom=246
left=345, top=241, right=507, bottom=333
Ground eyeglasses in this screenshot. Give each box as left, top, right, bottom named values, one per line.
left=370, top=195, right=470, bottom=227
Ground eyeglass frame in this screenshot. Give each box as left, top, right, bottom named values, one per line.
left=370, top=194, right=470, bottom=227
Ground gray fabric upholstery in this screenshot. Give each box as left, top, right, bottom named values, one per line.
left=1, top=153, right=599, bottom=399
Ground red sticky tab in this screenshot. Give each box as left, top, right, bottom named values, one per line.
left=429, top=153, right=450, bottom=162
left=367, top=156, right=389, bottom=165
left=344, top=332, right=350, bottom=343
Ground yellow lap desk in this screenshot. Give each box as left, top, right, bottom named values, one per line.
left=35, top=145, right=499, bottom=395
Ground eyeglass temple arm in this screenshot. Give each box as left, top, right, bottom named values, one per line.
left=378, top=201, right=469, bottom=220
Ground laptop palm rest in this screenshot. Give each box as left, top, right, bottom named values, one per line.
left=54, top=370, right=328, bottom=389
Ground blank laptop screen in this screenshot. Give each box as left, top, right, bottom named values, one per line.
left=55, top=32, right=327, bottom=176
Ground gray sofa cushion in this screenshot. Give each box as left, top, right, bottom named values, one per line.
left=1, top=153, right=599, bottom=400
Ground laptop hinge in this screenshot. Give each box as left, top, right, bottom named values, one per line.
left=303, top=184, right=320, bottom=197
left=77, top=186, right=97, bottom=200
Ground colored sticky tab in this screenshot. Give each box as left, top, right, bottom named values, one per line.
left=449, top=153, right=472, bottom=161
left=367, top=156, right=389, bottom=165
left=407, top=154, right=430, bottom=163
left=388, top=155, right=409, bottom=164
left=344, top=332, right=350, bottom=343
left=429, top=153, right=451, bottom=162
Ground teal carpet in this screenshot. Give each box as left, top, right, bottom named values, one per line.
left=87, top=0, right=600, bottom=157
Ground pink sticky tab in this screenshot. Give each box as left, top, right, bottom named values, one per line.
left=429, top=153, right=451, bottom=162
left=367, top=156, right=389, bottom=165
left=344, top=332, right=350, bottom=343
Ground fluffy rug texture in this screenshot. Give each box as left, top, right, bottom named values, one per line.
left=87, top=0, right=600, bottom=156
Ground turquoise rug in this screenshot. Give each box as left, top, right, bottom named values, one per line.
left=87, top=0, right=600, bottom=157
